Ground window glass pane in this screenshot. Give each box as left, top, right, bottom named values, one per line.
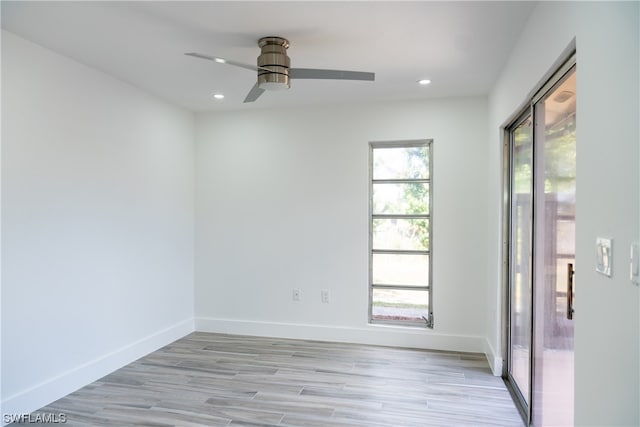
left=556, top=219, right=575, bottom=256
left=372, top=182, right=429, bottom=215
left=371, top=289, right=428, bottom=322
left=369, top=141, right=432, bottom=326
left=373, top=218, right=429, bottom=251
left=510, top=115, right=533, bottom=403
left=373, top=146, right=430, bottom=180
left=531, top=68, right=576, bottom=427
left=372, top=253, right=428, bottom=286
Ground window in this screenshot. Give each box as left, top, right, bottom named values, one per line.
left=369, top=140, right=433, bottom=327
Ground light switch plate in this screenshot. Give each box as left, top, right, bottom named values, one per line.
left=596, top=237, right=612, bottom=277
left=630, top=242, right=639, bottom=285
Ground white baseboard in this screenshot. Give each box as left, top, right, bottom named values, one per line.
left=484, top=337, right=503, bottom=376
left=195, top=317, right=485, bottom=353
left=1, top=318, right=194, bottom=422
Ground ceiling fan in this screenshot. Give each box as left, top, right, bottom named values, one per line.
left=186, top=36, right=375, bottom=103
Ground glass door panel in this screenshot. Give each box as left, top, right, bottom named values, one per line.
left=508, top=114, right=533, bottom=408
left=532, top=67, right=576, bottom=427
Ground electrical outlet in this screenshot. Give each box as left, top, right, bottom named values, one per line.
left=292, top=288, right=301, bottom=301
left=321, top=289, right=330, bottom=303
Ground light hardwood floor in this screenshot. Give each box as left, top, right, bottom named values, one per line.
left=33, top=332, right=523, bottom=426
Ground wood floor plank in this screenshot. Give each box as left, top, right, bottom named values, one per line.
left=30, top=332, right=523, bottom=426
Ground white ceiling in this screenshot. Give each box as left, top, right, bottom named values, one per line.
left=1, top=1, right=536, bottom=112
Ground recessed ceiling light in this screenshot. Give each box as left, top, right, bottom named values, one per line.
left=213, top=93, right=224, bottom=100
left=214, top=57, right=226, bottom=64
left=418, top=79, right=432, bottom=86
left=553, top=90, right=574, bottom=103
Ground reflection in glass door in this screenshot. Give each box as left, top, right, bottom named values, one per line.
left=532, top=67, right=576, bottom=427
left=505, top=60, right=576, bottom=426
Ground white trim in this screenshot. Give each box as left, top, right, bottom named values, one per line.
left=195, top=317, right=484, bottom=353
left=1, top=318, right=194, bottom=422
left=484, top=337, right=503, bottom=376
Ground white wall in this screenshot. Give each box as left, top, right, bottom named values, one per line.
left=488, top=2, right=639, bottom=425
left=1, top=32, right=195, bottom=415
left=195, top=97, right=490, bottom=352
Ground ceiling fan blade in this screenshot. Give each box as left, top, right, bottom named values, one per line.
left=243, top=82, right=266, bottom=103
left=289, top=68, right=375, bottom=81
left=185, top=53, right=270, bottom=72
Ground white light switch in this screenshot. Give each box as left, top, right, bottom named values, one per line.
left=630, top=243, right=639, bottom=285
left=321, top=289, right=330, bottom=303
left=596, top=237, right=612, bottom=277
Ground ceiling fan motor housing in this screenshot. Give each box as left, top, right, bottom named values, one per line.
left=257, top=37, right=291, bottom=90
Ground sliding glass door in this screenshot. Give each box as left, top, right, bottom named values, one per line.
left=531, top=66, right=576, bottom=427
left=505, top=59, right=576, bottom=426
left=508, top=112, right=534, bottom=411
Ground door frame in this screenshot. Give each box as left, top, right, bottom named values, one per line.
left=501, top=45, right=576, bottom=426
left=502, top=107, right=535, bottom=424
